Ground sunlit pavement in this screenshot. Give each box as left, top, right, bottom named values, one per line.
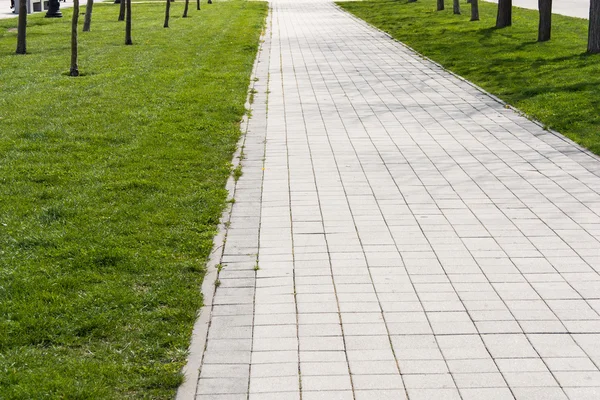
left=191, top=0, right=600, bottom=398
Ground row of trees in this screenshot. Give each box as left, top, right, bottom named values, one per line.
left=433, top=0, right=479, bottom=21
left=15, top=0, right=210, bottom=75
left=497, top=0, right=599, bottom=52
left=426, top=0, right=599, bottom=53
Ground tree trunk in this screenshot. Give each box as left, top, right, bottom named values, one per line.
left=496, top=0, right=512, bottom=27
left=118, top=0, right=126, bottom=21
left=470, top=0, right=479, bottom=20
left=589, top=0, right=600, bottom=53
left=16, top=0, right=27, bottom=54
left=538, top=0, right=552, bottom=41
left=196, top=0, right=200, bottom=10
left=125, top=0, right=132, bottom=45
left=164, top=0, right=170, bottom=27
left=70, top=0, right=79, bottom=76
left=183, top=0, right=189, bottom=17
left=83, top=0, right=93, bottom=32
left=453, top=0, right=460, bottom=13
left=437, top=0, right=444, bottom=11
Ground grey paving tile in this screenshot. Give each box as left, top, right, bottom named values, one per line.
left=200, top=364, right=249, bottom=379
left=406, top=388, right=461, bottom=400
left=196, top=395, right=247, bottom=400
left=563, top=387, right=600, bottom=400
left=249, top=376, right=299, bottom=393
left=196, top=377, right=248, bottom=395
left=354, top=390, right=407, bottom=400
left=459, top=388, right=515, bottom=400
left=248, top=392, right=300, bottom=400
left=250, top=362, right=298, bottom=378
left=403, top=373, right=456, bottom=389
left=301, top=375, right=353, bottom=391
left=302, top=391, right=353, bottom=400
left=554, top=371, right=600, bottom=387
left=352, top=374, right=405, bottom=390
left=512, top=387, right=568, bottom=400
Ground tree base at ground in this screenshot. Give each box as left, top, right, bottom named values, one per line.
left=496, top=0, right=512, bottom=27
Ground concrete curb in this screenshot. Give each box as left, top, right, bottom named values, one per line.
left=174, top=17, right=268, bottom=400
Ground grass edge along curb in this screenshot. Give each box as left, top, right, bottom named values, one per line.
left=174, top=9, right=269, bottom=397
left=0, top=1, right=268, bottom=398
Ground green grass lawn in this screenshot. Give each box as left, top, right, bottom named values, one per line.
left=338, top=0, right=600, bottom=154
left=0, top=1, right=266, bottom=398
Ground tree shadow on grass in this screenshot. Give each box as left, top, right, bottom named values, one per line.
left=509, top=79, right=600, bottom=102
left=478, top=26, right=502, bottom=39
left=514, top=40, right=539, bottom=50
left=544, top=51, right=596, bottom=63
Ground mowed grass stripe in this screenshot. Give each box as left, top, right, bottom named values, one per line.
left=0, top=1, right=266, bottom=398
left=338, top=0, right=600, bottom=155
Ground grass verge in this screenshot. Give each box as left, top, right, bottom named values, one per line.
left=0, top=1, right=266, bottom=398
left=338, top=0, right=600, bottom=154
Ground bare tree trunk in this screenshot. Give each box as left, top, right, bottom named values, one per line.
left=589, top=0, right=600, bottom=53
left=118, top=0, right=126, bottom=21
left=453, top=0, right=460, bottom=13
left=83, top=0, right=93, bottom=32
left=164, top=0, right=170, bottom=27
left=70, top=0, right=80, bottom=76
left=196, top=0, right=200, bottom=10
left=470, top=0, right=479, bottom=20
left=437, top=0, right=444, bottom=11
left=125, top=0, right=132, bottom=45
left=496, top=0, right=512, bottom=27
left=16, top=0, right=27, bottom=54
left=538, top=0, right=552, bottom=41
left=183, top=0, right=189, bottom=17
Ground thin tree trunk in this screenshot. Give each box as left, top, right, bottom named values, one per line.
left=496, top=0, right=512, bottom=27
left=83, top=0, right=93, bottom=31
left=589, top=0, right=600, bottom=53
left=183, top=0, right=189, bottom=17
left=164, top=0, right=170, bottom=27
left=118, top=0, right=126, bottom=21
left=70, top=0, right=79, bottom=76
left=125, top=0, right=132, bottom=45
left=470, top=0, right=479, bottom=20
left=538, top=0, right=552, bottom=41
left=196, top=0, right=200, bottom=10
left=453, top=0, right=460, bottom=13
left=437, top=0, right=444, bottom=11
left=16, top=0, right=27, bottom=54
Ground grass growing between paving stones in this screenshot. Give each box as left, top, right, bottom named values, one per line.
left=0, top=1, right=266, bottom=398
left=338, top=0, right=600, bottom=154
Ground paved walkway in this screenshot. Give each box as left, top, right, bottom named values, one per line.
left=0, top=0, right=76, bottom=20
left=190, top=0, right=600, bottom=399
